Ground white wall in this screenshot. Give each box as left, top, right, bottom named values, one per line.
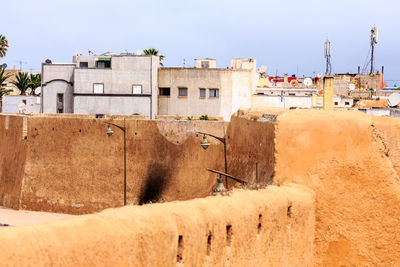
left=2, top=95, right=41, bottom=113
left=251, top=95, right=313, bottom=109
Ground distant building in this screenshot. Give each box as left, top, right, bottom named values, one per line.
left=158, top=58, right=257, bottom=120
left=41, top=53, right=159, bottom=118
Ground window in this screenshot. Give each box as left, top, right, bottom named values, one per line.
left=22, top=100, right=27, bottom=105
left=93, top=83, right=104, bottom=94
left=209, top=88, right=219, bottom=98
left=96, top=60, right=111, bottom=68
left=345, top=101, right=350, bottom=106
left=199, top=88, right=206, bottom=98
left=57, top=93, right=64, bottom=113
left=334, top=101, right=339, bottom=106
left=159, top=87, right=170, bottom=96
left=132, top=85, right=142, bottom=94
left=289, top=93, right=295, bottom=96
left=201, top=61, right=210, bottom=68
left=1, top=83, right=6, bottom=86
left=178, top=88, right=188, bottom=97
left=79, top=62, right=88, bottom=68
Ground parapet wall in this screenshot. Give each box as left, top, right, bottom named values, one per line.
left=274, top=109, right=400, bottom=266
left=0, top=185, right=315, bottom=266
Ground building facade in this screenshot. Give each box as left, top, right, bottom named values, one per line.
left=41, top=54, right=159, bottom=118
left=158, top=58, right=256, bottom=120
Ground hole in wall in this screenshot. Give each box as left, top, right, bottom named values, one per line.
left=52, top=128, right=54, bottom=131
left=287, top=205, right=292, bottom=218
left=207, top=232, right=212, bottom=256
left=177, top=235, right=184, bottom=263
left=79, top=129, right=82, bottom=133
left=257, top=214, right=262, bottom=234
left=135, top=132, right=137, bottom=135
left=226, top=225, right=232, bottom=246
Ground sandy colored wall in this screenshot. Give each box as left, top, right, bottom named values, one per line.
left=18, top=118, right=226, bottom=213
left=0, top=185, right=315, bottom=266
left=0, top=115, right=27, bottom=208
left=0, top=113, right=275, bottom=214
left=226, top=116, right=274, bottom=186
left=274, top=109, right=400, bottom=266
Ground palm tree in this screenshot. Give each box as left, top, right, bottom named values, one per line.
left=28, top=73, right=41, bottom=95
left=143, top=48, right=165, bottom=66
left=0, top=67, right=12, bottom=111
left=0, top=35, right=8, bottom=58
left=10, top=72, right=30, bottom=95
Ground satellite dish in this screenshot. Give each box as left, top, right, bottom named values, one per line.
left=45, top=59, right=52, bottom=64
left=304, top=78, right=313, bottom=87
left=34, top=87, right=41, bottom=95
left=1, top=63, right=7, bottom=69
left=17, top=102, right=26, bottom=113
left=388, top=93, right=400, bottom=107
left=349, top=83, right=355, bottom=91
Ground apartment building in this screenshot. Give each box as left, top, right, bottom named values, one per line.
left=41, top=53, right=159, bottom=118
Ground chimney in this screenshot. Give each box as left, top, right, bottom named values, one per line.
left=284, top=74, right=289, bottom=85
left=358, top=66, right=360, bottom=75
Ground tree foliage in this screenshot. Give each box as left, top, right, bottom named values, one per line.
left=0, top=67, right=12, bottom=98
left=28, top=73, right=41, bottom=95
left=10, top=72, right=30, bottom=95
left=0, top=35, right=8, bottom=58
left=143, top=48, right=165, bottom=66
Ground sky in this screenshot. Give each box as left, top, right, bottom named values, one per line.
left=2, top=0, right=399, bottom=84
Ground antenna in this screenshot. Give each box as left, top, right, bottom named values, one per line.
left=370, top=27, right=378, bottom=74
left=15, top=60, right=27, bottom=70
left=324, top=39, right=332, bottom=75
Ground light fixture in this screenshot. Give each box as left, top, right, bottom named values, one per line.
left=212, top=177, right=226, bottom=195
left=200, top=134, right=210, bottom=150
left=106, top=125, right=114, bottom=136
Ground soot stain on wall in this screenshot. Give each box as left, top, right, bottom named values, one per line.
left=139, top=163, right=170, bottom=205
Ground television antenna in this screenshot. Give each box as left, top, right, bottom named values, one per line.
left=324, top=39, right=332, bottom=75
left=15, top=60, right=27, bottom=70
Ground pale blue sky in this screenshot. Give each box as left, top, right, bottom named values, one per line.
left=2, top=0, right=399, bottom=84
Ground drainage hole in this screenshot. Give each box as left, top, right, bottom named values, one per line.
left=257, top=214, right=262, bottom=234
left=226, top=225, right=232, bottom=246
left=207, top=232, right=212, bottom=256
left=287, top=205, right=292, bottom=218
left=177, top=235, right=184, bottom=263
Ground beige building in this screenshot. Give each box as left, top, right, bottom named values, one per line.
left=158, top=59, right=257, bottom=120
